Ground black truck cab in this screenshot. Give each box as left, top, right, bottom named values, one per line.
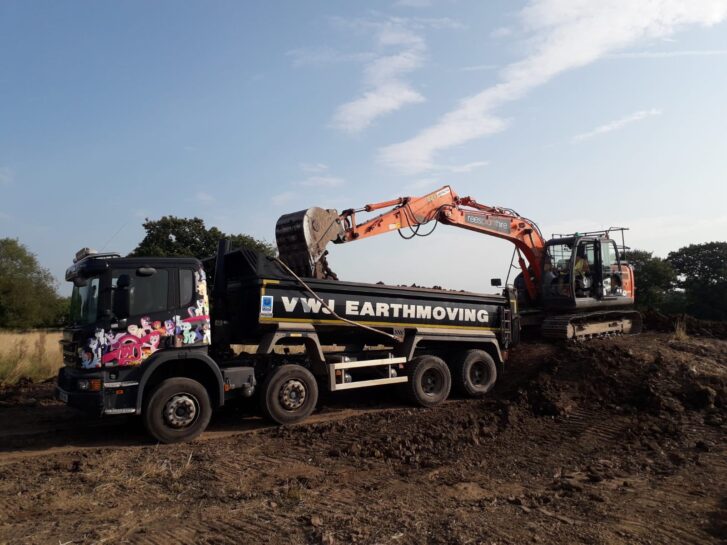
left=57, top=249, right=244, bottom=424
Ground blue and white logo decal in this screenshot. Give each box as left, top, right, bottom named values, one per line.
left=260, top=295, right=274, bottom=316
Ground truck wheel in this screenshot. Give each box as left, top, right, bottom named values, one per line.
left=260, top=365, right=318, bottom=425
left=451, top=349, right=497, bottom=397
left=406, top=355, right=451, bottom=407
left=143, top=377, right=212, bottom=444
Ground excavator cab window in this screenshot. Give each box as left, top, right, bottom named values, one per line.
left=571, top=238, right=624, bottom=299
left=544, top=243, right=573, bottom=298
left=600, top=239, right=623, bottom=297
left=574, top=241, right=596, bottom=298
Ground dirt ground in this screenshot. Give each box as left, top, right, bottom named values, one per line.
left=0, top=332, right=725, bottom=545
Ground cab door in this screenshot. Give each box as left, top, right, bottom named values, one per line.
left=598, top=239, right=633, bottom=300
left=572, top=239, right=597, bottom=299
left=598, top=240, right=615, bottom=298
left=105, top=267, right=175, bottom=367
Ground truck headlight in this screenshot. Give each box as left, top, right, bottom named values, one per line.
left=77, top=379, right=102, bottom=391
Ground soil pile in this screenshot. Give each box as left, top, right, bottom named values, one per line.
left=643, top=310, right=727, bottom=339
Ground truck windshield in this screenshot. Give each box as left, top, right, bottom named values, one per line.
left=69, top=276, right=100, bottom=325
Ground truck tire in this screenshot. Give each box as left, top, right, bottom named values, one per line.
left=143, top=377, right=212, bottom=444
left=451, top=349, right=497, bottom=397
left=260, top=365, right=318, bottom=425
left=406, top=355, right=451, bottom=407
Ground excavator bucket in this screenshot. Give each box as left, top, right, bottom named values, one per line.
left=275, top=207, right=345, bottom=279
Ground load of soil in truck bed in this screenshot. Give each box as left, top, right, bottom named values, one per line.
left=0, top=332, right=725, bottom=544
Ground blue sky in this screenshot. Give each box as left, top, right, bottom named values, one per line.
left=2, top=0, right=727, bottom=295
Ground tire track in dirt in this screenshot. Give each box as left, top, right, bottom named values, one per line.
left=0, top=404, right=411, bottom=466
left=563, top=407, right=630, bottom=441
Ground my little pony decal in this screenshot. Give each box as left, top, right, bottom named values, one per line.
left=79, top=267, right=211, bottom=369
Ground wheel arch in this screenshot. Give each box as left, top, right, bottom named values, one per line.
left=256, top=324, right=326, bottom=375
left=400, top=332, right=503, bottom=364
left=136, top=350, right=225, bottom=414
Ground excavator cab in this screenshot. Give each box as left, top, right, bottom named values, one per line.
left=540, top=230, right=634, bottom=312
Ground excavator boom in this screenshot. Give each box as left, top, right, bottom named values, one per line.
left=275, top=185, right=546, bottom=299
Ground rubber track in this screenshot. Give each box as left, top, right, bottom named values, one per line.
left=541, top=310, right=643, bottom=341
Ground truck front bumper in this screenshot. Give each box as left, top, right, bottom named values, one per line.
left=55, top=385, right=105, bottom=414
left=56, top=367, right=138, bottom=416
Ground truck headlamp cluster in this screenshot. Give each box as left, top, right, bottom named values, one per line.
left=77, top=379, right=102, bottom=392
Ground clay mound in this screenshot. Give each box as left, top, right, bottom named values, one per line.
left=524, top=336, right=726, bottom=419
left=644, top=310, right=727, bottom=339
left=272, top=334, right=726, bottom=471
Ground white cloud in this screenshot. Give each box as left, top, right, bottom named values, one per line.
left=405, top=178, right=439, bottom=190
left=490, top=27, right=513, bottom=38
left=331, top=20, right=427, bottom=133
left=299, top=176, right=345, bottom=188
left=573, top=109, right=662, bottom=142
left=460, top=64, right=498, bottom=72
left=333, top=84, right=426, bottom=133
left=380, top=0, right=727, bottom=174
left=409, top=17, right=464, bottom=30
left=287, top=47, right=374, bottom=67
left=272, top=191, right=298, bottom=206
left=401, top=160, right=489, bottom=180
left=394, top=0, right=432, bottom=7
left=610, top=48, right=727, bottom=59
left=0, top=167, right=14, bottom=186
left=299, top=162, right=329, bottom=173
left=195, top=191, right=215, bottom=203
left=439, top=160, right=489, bottom=173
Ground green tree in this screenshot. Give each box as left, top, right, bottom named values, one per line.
left=667, top=242, right=727, bottom=320
left=626, top=249, right=677, bottom=310
left=129, top=216, right=276, bottom=260
left=0, top=239, right=67, bottom=328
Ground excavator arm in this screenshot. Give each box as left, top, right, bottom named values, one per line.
left=276, top=186, right=546, bottom=300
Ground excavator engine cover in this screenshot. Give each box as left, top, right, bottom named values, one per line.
left=275, top=207, right=344, bottom=279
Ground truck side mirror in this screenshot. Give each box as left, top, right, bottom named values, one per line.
left=113, top=274, right=131, bottom=319
left=490, top=278, right=502, bottom=287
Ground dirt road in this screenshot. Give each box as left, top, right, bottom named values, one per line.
left=1, top=333, right=725, bottom=545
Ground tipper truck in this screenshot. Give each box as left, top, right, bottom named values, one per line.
left=57, top=243, right=518, bottom=443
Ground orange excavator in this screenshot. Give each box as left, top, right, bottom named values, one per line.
left=275, top=185, right=642, bottom=340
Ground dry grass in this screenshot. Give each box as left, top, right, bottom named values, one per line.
left=89, top=448, right=196, bottom=498
left=0, top=329, right=63, bottom=385
left=673, top=316, right=689, bottom=341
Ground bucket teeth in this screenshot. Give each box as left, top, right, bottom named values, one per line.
left=275, top=207, right=344, bottom=279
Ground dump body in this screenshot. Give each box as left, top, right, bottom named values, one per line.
left=219, top=248, right=510, bottom=348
